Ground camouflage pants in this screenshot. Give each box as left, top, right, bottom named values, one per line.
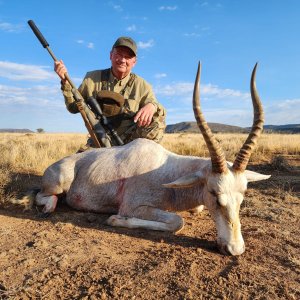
left=121, top=104, right=166, bottom=144
left=79, top=104, right=166, bottom=151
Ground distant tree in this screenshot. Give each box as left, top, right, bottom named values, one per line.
left=36, top=128, right=45, bottom=133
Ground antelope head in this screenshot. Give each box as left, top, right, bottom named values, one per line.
left=168, top=63, right=270, bottom=255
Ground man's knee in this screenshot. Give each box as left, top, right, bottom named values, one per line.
left=130, top=104, right=166, bottom=143
left=125, top=119, right=165, bottom=143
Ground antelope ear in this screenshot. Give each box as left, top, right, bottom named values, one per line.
left=163, top=171, right=206, bottom=188
left=244, top=170, right=271, bottom=182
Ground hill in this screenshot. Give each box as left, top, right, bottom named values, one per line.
left=0, top=129, right=34, bottom=133
left=263, top=124, right=300, bottom=133
left=1, top=124, right=299, bottom=134
left=166, top=122, right=247, bottom=133
left=166, top=122, right=300, bottom=134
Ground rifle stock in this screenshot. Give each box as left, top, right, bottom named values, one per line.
left=28, top=20, right=102, bottom=148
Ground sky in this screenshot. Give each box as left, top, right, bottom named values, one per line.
left=0, top=0, right=299, bottom=133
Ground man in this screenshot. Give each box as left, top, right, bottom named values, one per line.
left=54, top=36, right=166, bottom=147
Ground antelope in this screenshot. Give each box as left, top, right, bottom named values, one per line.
left=34, top=63, right=270, bottom=255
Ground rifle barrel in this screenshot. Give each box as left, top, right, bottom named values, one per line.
left=27, top=20, right=80, bottom=89
left=28, top=19, right=102, bottom=148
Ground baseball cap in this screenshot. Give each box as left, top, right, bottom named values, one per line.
left=112, top=37, right=137, bottom=56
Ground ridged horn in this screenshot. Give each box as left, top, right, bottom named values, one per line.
left=232, top=63, right=264, bottom=172
left=193, top=62, right=228, bottom=174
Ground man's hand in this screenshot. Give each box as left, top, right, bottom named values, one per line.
left=54, top=60, right=68, bottom=83
left=134, top=103, right=156, bottom=127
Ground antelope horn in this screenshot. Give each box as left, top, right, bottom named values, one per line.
left=193, top=62, right=228, bottom=174
left=232, top=63, right=264, bottom=172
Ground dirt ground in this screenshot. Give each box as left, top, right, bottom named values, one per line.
left=0, top=156, right=299, bottom=300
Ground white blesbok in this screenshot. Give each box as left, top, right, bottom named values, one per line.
left=34, top=63, right=270, bottom=255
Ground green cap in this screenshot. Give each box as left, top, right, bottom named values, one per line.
left=112, top=37, right=137, bottom=56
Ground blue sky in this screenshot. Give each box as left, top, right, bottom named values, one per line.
left=0, top=0, right=299, bottom=132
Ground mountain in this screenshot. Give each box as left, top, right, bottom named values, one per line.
left=0, top=129, right=34, bottom=133
left=1, top=123, right=299, bottom=134
left=166, top=122, right=300, bottom=134
left=263, top=124, right=300, bottom=133
left=166, top=122, right=248, bottom=133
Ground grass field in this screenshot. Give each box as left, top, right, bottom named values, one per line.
left=0, top=132, right=299, bottom=299
left=0, top=132, right=299, bottom=175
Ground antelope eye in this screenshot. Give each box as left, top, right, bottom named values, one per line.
left=216, top=198, right=222, bottom=207
left=209, top=190, right=218, bottom=197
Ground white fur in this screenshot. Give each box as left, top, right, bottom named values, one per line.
left=35, top=138, right=270, bottom=256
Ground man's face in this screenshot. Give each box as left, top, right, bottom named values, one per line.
left=110, top=46, right=136, bottom=79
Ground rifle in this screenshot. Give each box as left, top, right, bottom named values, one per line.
left=27, top=19, right=112, bottom=148
left=86, top=96, right=124, bottom=146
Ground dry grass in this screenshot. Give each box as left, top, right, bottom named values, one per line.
left=0, top=133, right=87, bottom=175
left=0, top=132, right=299, bottom=176
left=0, top=133, right=86, bottom=203
left=161, top=132, right=300, bottom=163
